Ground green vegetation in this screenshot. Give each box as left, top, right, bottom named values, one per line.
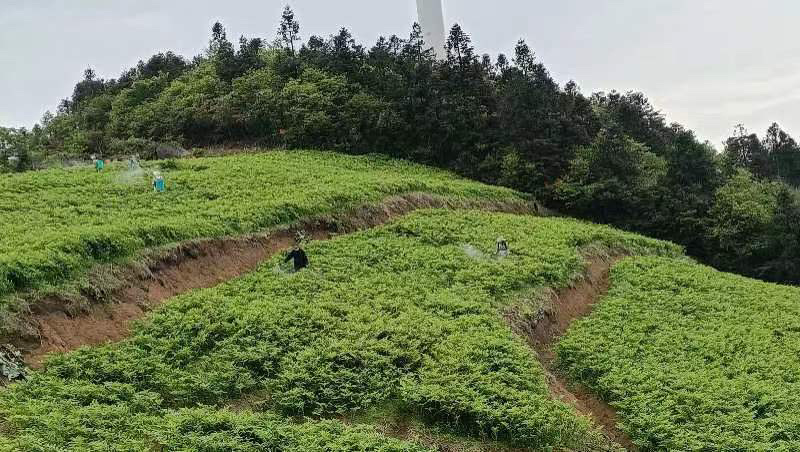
left=4, top=8, right=800, bottom=286
left=0, top=410, right=429, bottom=451
left=0, top=150, right=523, bottom=301
left=557, top=257, right=800, bottom=450
left=0, top=210, right=680, bottom=450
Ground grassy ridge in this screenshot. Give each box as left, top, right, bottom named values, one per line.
left=0, top=150, right=524, bottom=299
left=557, top=257, right=800, bottom=450
left=0, top=210, right=680, bottom=450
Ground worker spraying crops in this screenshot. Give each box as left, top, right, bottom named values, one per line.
left=284, top=231, right=309, bottom=272
left=496, top=237, right=510, bottom=258
left=92, top=155, right=104, bottom=172
left=152, top=171, right=165, bottom=193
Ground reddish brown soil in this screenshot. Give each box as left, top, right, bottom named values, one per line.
left=24, top=229, right=332, bottom=367
left=17, top=194, right=536, bottom=367
left=507, top=256, right=636, bottom=451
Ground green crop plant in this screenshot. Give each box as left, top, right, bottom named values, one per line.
left=557, top=256, right=800, bottom=451
left=0, top=210, right=679, bottom=450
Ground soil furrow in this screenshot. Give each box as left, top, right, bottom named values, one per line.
left=507, top=255, right=636, bottom=451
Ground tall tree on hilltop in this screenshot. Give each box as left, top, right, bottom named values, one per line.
left=764, top=122, right=800, bottom=186
left=512, top=40, right=537, bottom=77
left=437, top=24, right=495, bottom=171
left=209, top=22, right=237, bottom=82
left=395, top=23, right=437, bottom=159
left=329, top=28, right=364, bottom=75
left=65, top=67, right=105, bottom=113
left=494, top=39, right=583, bottom=191
left=724, top=124, right=771, bottom=179
left=445, top=24, right=476, bottom=69
left=403, top=23, right=435, bottom=62
left=278, top=6, right=301, bottom=54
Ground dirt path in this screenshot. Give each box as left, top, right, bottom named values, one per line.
left=14, top=194, right=536, bottom=367
left=507, top=255, right=636, bottom=451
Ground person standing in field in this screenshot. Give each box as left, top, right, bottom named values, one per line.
left=152, top=171, right=165, bottom=193
left=285, top=231, right=309, bottom=272
left=94, top=155, right=104, bottom=172
left=496, top=237, right=509, bottom=258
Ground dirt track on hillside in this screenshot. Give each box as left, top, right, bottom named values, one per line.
left=507, top=255, right=636, bottom=451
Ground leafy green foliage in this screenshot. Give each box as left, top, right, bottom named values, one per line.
left=0, top=151, right=523, bottom=300
left=6, top=9, right=799, bottom=286
left=554, top=129, right=667, bottom=225
left=557, top=257, right=800, bottom=450
left=3, top=405, right=429, bottom=451
left=707, top=169, right=778, bottom=271
left=0, top=210, right=679, bottom=450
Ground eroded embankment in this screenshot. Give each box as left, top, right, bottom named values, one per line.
left=11, top=193, right=536, bottom=367
left=506, top=255, right=636, bottom=451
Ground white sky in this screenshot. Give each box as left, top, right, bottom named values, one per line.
left=1, top=0, right=799, bottom=148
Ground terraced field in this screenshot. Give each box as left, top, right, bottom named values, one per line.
left=0, top=151, right=527, bottom=298
left=0, top=210, right=680, bottom=450
left=5, top=151, right=796, bottom=451
left=0, top=151, right=527, bottom=334
left=558, top=257, right=800, bottom=450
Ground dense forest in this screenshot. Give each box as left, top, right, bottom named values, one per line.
left=2, top=7, right=799, bottom=285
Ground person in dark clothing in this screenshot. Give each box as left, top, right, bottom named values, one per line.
left=285, top=245, right=309, bottom=271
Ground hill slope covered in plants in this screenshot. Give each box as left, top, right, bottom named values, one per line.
left=0, top=210, right=680, bottom=451
left=558, top=257, right=800, bottom=450
left=0, top=151, right=524, bottom=312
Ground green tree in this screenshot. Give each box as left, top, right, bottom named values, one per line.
left=555, top=129, right=667, bottom=225
left=764, top=123, right=800, bottom=186
left=707, top=169, right=778, bottom=273
left=277, top=5, right=301, bottom=54
left=276, top=67, right=351, bottom=148
left=759, top=185, right=800, bottom=282
left=227, top=64, right=282, bottom=139
left=723, top=125, right=771, bottom=179
left=210, top=22, right=237, bottom=82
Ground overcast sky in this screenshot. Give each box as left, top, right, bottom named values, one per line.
left=1, top=0, right=799, bottom=147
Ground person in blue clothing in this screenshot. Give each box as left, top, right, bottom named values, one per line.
left=152, top=171, right=165, bottom=193
left=93, top=155, right=104, bottom=172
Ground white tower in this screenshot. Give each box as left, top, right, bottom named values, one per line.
left=416, top=0, right=446, bottom=59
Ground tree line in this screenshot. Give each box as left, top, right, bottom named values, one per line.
left=2, top=7, right=799, bottom=284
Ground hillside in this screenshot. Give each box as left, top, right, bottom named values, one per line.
left=3, top=4, right=800, bottom=451
left=557, top=257, right=800, bottom=450
left=4, top=9, right=800, bottom=288
left=1, top=150, right=800, bottom=450
left=0, top=209, right=680, bottom=450
left=0, top=150, right=527, bottom=338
